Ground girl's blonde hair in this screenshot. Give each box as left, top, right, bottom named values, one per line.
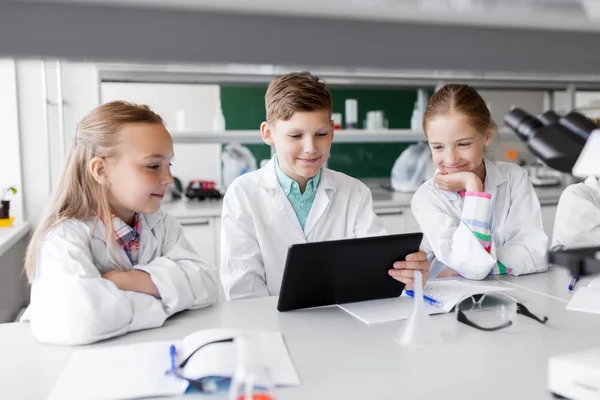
left=24, top=101, right=164, bottom=281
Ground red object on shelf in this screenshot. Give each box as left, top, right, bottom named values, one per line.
left=185, top=180, right=222, bottom=200
left=189, top=180, right=216, bottom=190
left=236, top=395, right=274, bottom=400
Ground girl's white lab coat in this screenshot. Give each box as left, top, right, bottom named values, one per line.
left=21, top=210, right=217, bottom=345
left=411, top=159, right=548, bottom=280
left=552, top=176, right=600, bottom=250
left=220, top=158, right=386, bottom=300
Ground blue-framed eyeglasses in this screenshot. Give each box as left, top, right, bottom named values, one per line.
left=165, top=337, right=235, bottom=394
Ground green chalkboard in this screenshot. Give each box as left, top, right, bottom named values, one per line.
left=328, top=87, right=418, bottom=178
left=220, top=85, right=425, bottom=178
left=220, top=86, right=267, bottom=130
left=220, top=86, right=272, bottom=165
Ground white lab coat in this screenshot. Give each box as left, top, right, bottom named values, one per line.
left=411, top=159, right=548, bottom=280
left=21, top=210, right=217, bottom=345
left=220, top=158, right=386, bottom=300
left=552, top=176, right=600, bottom=250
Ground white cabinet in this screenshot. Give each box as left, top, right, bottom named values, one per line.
left=404, top=209, right=421, bottom=233
left=181, top=217, right=225, bottom=302
left=182, top=218, right=216, bottom=265
left=377, top=208, right=405, bottom=234
left=376, top=207, right=420, bottom=234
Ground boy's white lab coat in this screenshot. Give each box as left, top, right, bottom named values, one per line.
left=552, top=176, right=600, bottom=250
left=411, top=159, right=548, bottom=280
left=21, top=210, right=217, bottom=345
left=220, top=158, right=386, bottom=300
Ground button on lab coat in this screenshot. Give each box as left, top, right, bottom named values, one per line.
left=552, top=176, right=600, bottom=250
left=21, top=211, right=217, bottom=345
left=220, top=158, right=386, bottom=300
left=411, top=159, right=548, bottom=280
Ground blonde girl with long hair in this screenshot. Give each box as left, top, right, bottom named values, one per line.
left=21, top=101, right=216, bottom=345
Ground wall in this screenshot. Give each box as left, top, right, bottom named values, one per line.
left=16, top=60, right=99, bottom=226
left=478, top=89, right=545, bottom=128
left=0, top=59, right=23, bottom=221
left=101, top=82, right=222, bottom=185
left=574, top=92, right=600, bottom=120
left=479, top=90, right=546, bottom=165
left=555, top=90, right=600, bottom=119
left=16, top=60, right=51, bottom=228
left=14, top=61, right=552, bottom=226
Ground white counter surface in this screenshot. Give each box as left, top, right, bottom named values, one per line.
left=161, top=179, right=566, bottom=220
left=0, top=222, right=30, bottom=257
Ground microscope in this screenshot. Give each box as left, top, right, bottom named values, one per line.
left=506, top=108, right=600, bottom=399
left=504, top=108, right=600, bottom=278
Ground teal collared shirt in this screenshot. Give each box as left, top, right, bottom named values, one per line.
left=274, top=156, right=321, bottom=230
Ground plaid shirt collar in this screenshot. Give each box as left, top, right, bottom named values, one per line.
left=112, top=213, right=142, bottom=249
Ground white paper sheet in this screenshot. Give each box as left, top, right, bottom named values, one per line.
left=48, top=329, right=300, bottom=400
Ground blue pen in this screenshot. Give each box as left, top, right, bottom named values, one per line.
left=568, top=276, right=578, bottom=291
left=169, top=344, right=177, bottom=371
left=405, top=290, right=443, bottom=308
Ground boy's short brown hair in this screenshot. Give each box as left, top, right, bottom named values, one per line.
left=265, top=72, right=332, bottom=123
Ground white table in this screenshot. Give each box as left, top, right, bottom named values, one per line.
left=492, top=266, right=597, bottom=302
left=2, top=276, right=600, bottom=400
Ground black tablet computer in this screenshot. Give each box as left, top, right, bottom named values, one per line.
left=277, top=232, right=423, bottom=312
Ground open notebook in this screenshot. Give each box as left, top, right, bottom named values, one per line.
left=338, top=279, right=514, bottom=324
left=48, top=329, right=300, bottom=400
left=567, top=277, right=600, bottom=315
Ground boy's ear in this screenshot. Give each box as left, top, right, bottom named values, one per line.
left=88, top=157, right=109, bottom=185
left=329, top=118, right=335, bottom=140
left=260, top=121, right=275, bottom=146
